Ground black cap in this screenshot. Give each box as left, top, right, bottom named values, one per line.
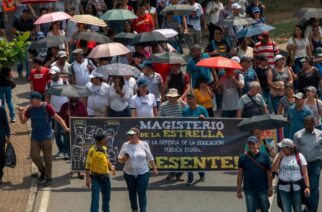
left=28, top=91, right=42, bottom=100
left=95, top=133, right=107, bottom=142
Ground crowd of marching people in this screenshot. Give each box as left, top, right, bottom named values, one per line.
left=0, top=0, right=322, bottom=211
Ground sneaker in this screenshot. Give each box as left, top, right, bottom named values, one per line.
left=186, top=178, right=193, bottom=186
left=176, top=177, right=184, bottom=182
left=55, top=152, right=64, bottom=159
left=77, top=172, right=85, bottom=179
left=199, top=176, right=206, bottom=182
left=42, top=178, right=52, bottom=187
left=38, top=174, right=46, bottom=184
left=10, top=118, right=16, bottom=123
left=63, top=153, right=70, bottom=160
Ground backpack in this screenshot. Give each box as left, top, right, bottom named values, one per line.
left=27, top=103, right=51, bottom=124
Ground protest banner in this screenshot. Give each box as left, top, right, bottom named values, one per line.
left=70, top=117, right=256, bottom=171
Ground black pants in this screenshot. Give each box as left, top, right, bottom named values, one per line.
left=0, top=140, right=5, bottom=180
left=208, top=22, right=218, bottom=41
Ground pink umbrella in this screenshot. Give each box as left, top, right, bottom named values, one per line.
left=34, top=11, right=71, bottom=25
left=22, top=0, right=58, bottom=3
left=87, top=43, right=130, bottom=58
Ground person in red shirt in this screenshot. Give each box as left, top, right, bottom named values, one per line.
left=29, top=57, right=50, bottom=100
left=132, top=2, right=154, bottom=33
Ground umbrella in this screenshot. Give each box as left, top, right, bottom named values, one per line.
left=46, top=84, right=91, bottom=97
left=100, top=9, right=137, bottom=21
left=237, top=114, right=289, bottom=131
left=74, top=32, right=111, bottom=43
left=130, top=31, right=168, bottom=46
left=160, top=4, right=196, bottom=16
left=114, top=32, right=136, bottom=44
left=22, top=0, right=57, bottom=3
left=196, top=56, right=242, bottom=70
left=154, top=29, right=178, bottom=39
left=34, top=11, right=71, bottom=25
left=70, top=14, right=107, bottom=27
left=29, top=36, right=68, bottom=49
left=151, top=52, right=187, bottom=64
left=294, top=8, right=322, bottom=20
left=237, top=24, right=275, bottom=38
left=97, top=64, right=141, bottom=78
left=87, top=42, right=130, bottom=58
left=216, top=16, right=256, bottom=26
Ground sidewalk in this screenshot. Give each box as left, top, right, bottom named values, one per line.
left=0, top=73, right=33, bottom=212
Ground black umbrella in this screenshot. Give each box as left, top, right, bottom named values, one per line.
left=216, top=16, right=256, bottom=26
left=74, top=32, right=111, bottom=44
left=46, top=84, right=91, bottom=97
left=151, top=52, right=187, bottom=64
left=29, top=35, right=68, bottom=49
left=114, top=32, right=136, bottom=44
left=130, top=31, right=168, bottom=46
left=237, top=114, right=289, bottom=131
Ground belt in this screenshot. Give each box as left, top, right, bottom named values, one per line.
left=91, top=172, right=109, bottom=177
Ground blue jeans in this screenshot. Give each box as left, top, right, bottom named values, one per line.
left=0, top=86, right=15, bottom=119
left=278, top=189, right=301, bottom=212
left=307, top=159, right=321, bottom=212
left=244, top=190, right=270, bottom=212
left=187, top=172, right=205, bottom=180
left=124, top=172, right=150, bottom=212
left=63, top=133, right=71, bottom=157
left=221, top=110, right=237, bottom=118
left=90, top=175, right=111, bottom=212
left=271, top=95, right=283, bottom=114
left=17, top=51, right=30, bottom=77
left=54, top=120, right=68, bottom=154
left=262, top=91, right=273, bottom=114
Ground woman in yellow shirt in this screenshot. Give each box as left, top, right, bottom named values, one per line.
left=193, top=77, right=215, bottom=117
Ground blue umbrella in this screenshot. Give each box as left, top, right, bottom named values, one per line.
left=237, top=24, right=275, bottom=38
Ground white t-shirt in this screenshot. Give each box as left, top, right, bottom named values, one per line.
left=130, top=93, right=157, bottom=117
left=45, top=78, right=69, bottom=112
left=86, top=82, right=110, bottom=116
left=287, top=37, right=310, bottom=59
left=118, top=141, right=154, bottom=175
left=107, top=84, right=131, bottom=111
left=186, top=3, right=203, bottom=31
left=47, top=30, right=66, bottom=50
left=72, top=59, right=96, bottom=86
left=206, top=1, right=223, bottom=24
left=125, top=77, right=138, bottom=99
left=275, top=153, right=307, bottom=192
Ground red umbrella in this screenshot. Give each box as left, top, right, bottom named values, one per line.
left=34, top=11, right=71, bottom=25
left=21, top=0, right=58, bottom=3
left=196, top=56, right=242, bottom=70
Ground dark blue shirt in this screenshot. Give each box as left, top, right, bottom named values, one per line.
left=0, top=107, right=10, bottom=139
left=238, top=151, right=271, bottom=192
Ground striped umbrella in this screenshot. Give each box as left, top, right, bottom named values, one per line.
left=70, top=14, right=107, bottom=27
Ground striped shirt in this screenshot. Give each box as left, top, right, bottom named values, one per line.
left=253, top=40, right=279, bottom=67
left=158, top=101, right=185, bottom=117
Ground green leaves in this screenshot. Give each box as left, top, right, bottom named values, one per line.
left=0, top=32, right=31, bottom=68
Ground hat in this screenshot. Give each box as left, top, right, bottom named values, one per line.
left=305, top=86, right=317, bottom=92
left=314, top=47, right=322, bottom=57
left=127, top=127, right=140, bottom=135
left=95, top=133, right=107, bottom=142
left=166, top=88, right=180, bottom=97
left=89, top=71, right=103, bottom=79
left=139, top=60, right=153, bottom=69
left=293, top=92, right=305, bottom=99
left=36, top=32, right=45, bottom=40
left=240, top=56, right=253, bottom=63
left=28, top=91, right=42, bottom=100
left=258, top=31, right=269, bottom=40
left=137, top=78, right=148, bottom=87
left=57, top=50, right=67, bottom=58
left=274, top=54, right=285, bottom=63
left=277, top=138, right=294, bottom=148
left=232, top=3, right=241, bottom=10
left=252, top=6, right=260, bottom=14
left=49, top=66, right=60, bottom=75
left=72, top=48, right=83, bottom=55
left=247, top=136, right=259, bottom=144
left=231, top=56, right=240, bottom=63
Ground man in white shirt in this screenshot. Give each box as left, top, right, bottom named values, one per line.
left=51, top=50, right=71, bottom=80
left=70, top=49, right=96, bottom=86
left=206, top=0, right=224, bottom=40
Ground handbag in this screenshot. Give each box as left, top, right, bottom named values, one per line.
left=5, top=143, right=16, bottom=168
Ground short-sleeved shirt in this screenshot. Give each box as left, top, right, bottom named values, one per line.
left=182, top=105, right=209, bottom=118
left=158, top=101, right=184, bottom=117
left=139, top=72, right=163, bottom=101
left=279, top=97, right=295, bottom=117
left=13, top=17, right=33, bottom=32
left=187, top=53, right=212, bottom=89
left=304, top=100, right=322, bottom=126
left=71, top=59, right=96, bottom=86
left=186, top=2, right=203, bottom=31
left=298, top=68, right=321, bottom=93
left=238, top=93, right=266, bottom=118
left=287, top=105, right=313, bottom=138
left=132, top=13, right=154, bottom=33
left=193, top=88, right=213, bottom=109
left=205, top=39, right=230, bottom=57
left=29, top=67, right=50, bottom=94
left=253, top=40, right=279, bottom=67
left=220, top=74, right=244, bottom=111
left=130, top=94, right=157, bottom=117
left=85, top=145, right=111, bottom=175
left=238, top=151, right=271, bottom=192
left=86, top=82, right=110, bottom=117
left=287, top=37, right=310, bottom=59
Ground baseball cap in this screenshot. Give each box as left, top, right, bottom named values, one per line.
left=28, top=91, right=42, bottom=100
left=57, top=50, right=67, bottom=58
left=277, top=138, right=294, bottom=148
left=137, top=78, right=149, bottom=87
left=127, top=127, right=140, bottom=135
left=36, top=32, right=45, bottom=40
left=274, top=54, right=285, bottom=63
left=252, top=6, right=260, bottom=14
left=293, top=92, right=305, bottom=100
left=305, top=86, right=317, bottom=92
left=166, top=88, right=180, bottom=97
left=49, top=66, right=60, bottom=75
left=247, top=136, right=259, bottom=144
left=232, top=3, right=241, bottom=10
left=89, top=71, right=103, bottom=79
left=231, top=56, right=240, bottom=63
left=139, top=60, right=153, bottom=69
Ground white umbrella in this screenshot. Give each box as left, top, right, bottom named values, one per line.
left=154, top=29, right=178, bottom=39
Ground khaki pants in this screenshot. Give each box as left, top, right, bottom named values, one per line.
left=30, top=139, right=52, bottom=179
